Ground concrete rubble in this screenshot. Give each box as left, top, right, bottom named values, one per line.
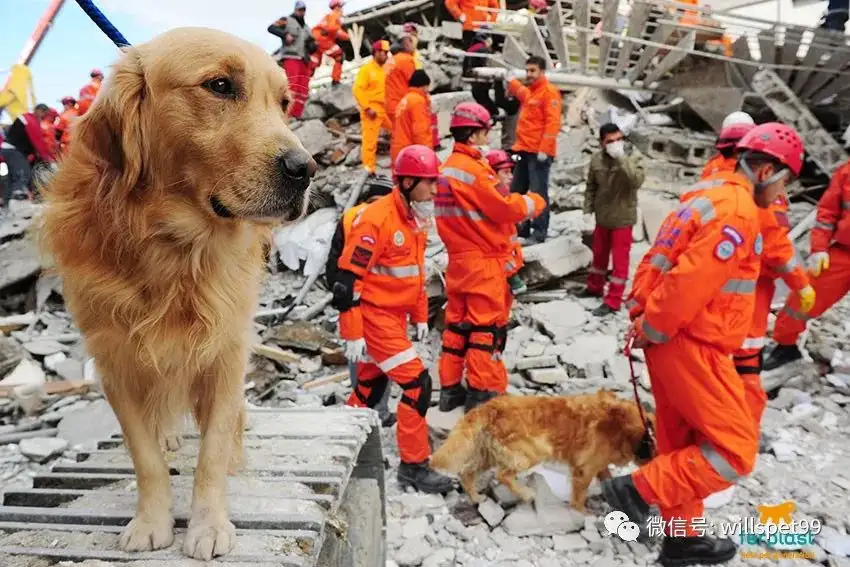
left=1, top=31, right=850, bottom=567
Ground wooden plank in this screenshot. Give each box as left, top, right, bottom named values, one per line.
left=613, top=1, right=652, bottom=80
left=778, top=27, right=804, bottom=83
left=303, top=370, right=350, bottom=391
left=641, top=30, right=696, bottom=87
left=575, top=0, right=590, bottom=74
left=628, top=22, right=675, bottom=83
left=252, top=343, right=300, bottom=364
left=0, top=380, right=90, bottom=399
left=597, top=0, right=621, bottom=76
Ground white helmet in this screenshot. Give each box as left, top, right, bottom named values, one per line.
left=722, top=111, right=755, bottom=129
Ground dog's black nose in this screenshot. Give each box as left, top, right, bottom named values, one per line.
left=279, top=149, right=317, bottom=181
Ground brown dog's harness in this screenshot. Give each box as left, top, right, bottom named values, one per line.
left=624, top=334, right=657, bottom=461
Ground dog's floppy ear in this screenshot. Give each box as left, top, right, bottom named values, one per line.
left=75, top=47, right=148, bottom=198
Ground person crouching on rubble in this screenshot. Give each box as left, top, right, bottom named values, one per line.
left=608, top=123, right=805, bottom=567
left=486, top=149, right=528, bottom=296
left=334, top=145, right=456, bottom=494
left=436, top=102, right=546, bottom=414
left=325, top=182, right=396, bottom=428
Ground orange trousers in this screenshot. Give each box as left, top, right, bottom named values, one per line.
left=360, top=109, right=392, bottom=174
left=346, top=303, right=431, bottom=464
left=439, top=258, right=512, bottom=393
left=732, top=276, right=774, bottom=426
left=310, top=42, right=344, bottom=82
left=632, top=333, right=758, bottom=536
left=774, top=245, right=850, bottom=346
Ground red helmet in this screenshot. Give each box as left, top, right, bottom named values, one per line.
left=736, top=122, right=805, bottom=177
left=715, top=122, right=755, bottom=149
left=90, top=68, right=104, bottom=78
left=393, top=145, right=440, bottom=179
left=61, top=96, right=77, bottom=105
left=486, top=149, right=514, bottom=171
left=450, top=102, right=492, bottom=130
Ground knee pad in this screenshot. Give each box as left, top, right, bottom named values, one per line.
left=468, top=324, right=499, bottom=354
left=442, top=323, right=472, bottom=357
left=356, top=374, right=389, bottom=408
left=400, top=370, right=432, bottom=418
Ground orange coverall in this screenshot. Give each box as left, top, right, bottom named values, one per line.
left=700, top=153, right=735, bottom=180
left=353, top=58, right=392, bottom=174
left=77, top=79, right=101, bottom=116
left=436, top=143, right=545, bottom=394
left=507, top=77, right=562, bottom=158
left=625, top=170, right=762, bottom=536
left=311, top=9, right=349, bottom=83
left=41, top=117, right=58, bottom=159
left=340, top=189, right=432, bottom=464
left=56, top=107, right=79, bottom=152
left=391, top=87, right=434, bottom=163
left=773, top=161, right=850, bottom=346
left=444, top=0, right=499, bottom=31
left=385, top=52, right=417, bottom=126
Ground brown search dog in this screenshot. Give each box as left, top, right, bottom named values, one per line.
left=430, top=390, right=654, bottom=512
left=40, top=28, right=316, bottom=560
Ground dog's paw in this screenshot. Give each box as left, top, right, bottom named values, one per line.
left=119, top=513, right=175, bottom=551
left=183, top=515, right=236, bottom=560
left=160, top=434, right=182, bottom=452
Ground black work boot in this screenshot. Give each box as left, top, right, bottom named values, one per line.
left=658, top=535, right=738, bottom=567
left=576, top=287, right=603, bottom=299
left=464, top=388, right=499, bottom=413
left=397, top=462, right=456, bottom=494
left=592, top=304, right=617, bottom=317
left=438, top=384, right=467, bottom=412
left=763, top=344, right=802, bottom=371
left=601, top=475, right=650, bottom=540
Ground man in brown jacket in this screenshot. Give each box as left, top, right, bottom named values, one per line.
left=580, top=123, right=646, bottom=316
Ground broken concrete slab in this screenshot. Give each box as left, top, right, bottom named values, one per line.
left=527, top=367, right=569, bottom=385
left=519, top=237, right=593, bottom=287
left=18, top=436, right=68, bottom=462
left=57, top=398, right=122, bottom=449
left=0, top=358, right=46, bottom=388
left=296, top=119, right=336, bottom=156
left=0, top=335, right=26, bottom=379
left=531, top=300, right=588, bottom=343
left=0, top=237, right=41, bottom=292
left=559, top=334, right=619, bottom=368
left=502, top=502, right=584, bottom=537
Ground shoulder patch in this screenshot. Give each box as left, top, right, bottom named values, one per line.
left=393, top=230, right=405, bottom=246
left=714, top=240, right=736, bottom=261
left=721, top=225, right=744, bottom=246
left=360, top=235, right=376, bottom=245
left=754, top=233, right=763, bottom=256
left=350, top=246, right=372, bottom=268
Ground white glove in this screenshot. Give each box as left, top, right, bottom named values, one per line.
left=459, top=14, right=467, bottom=22
left=415, top=323, right=429, bottom=341
left=807, top=251, right=830, bottom=277
left=537, top=152, right=548, bottom=162
left=344, top=338, right=367, bottom=363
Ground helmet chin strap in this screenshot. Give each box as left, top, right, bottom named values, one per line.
left=739, top=153, right=789, bottom=192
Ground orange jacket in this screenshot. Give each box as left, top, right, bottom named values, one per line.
left=627, top=171, right=762, bottom=353
left=391, top=88, right=434, bottom=162
left=756, top=196, right=809, bottom=290
left=385, top=52, right=417, bottom=121
left=337, top=189, right=428, bottom=340
left=436, top=143, right=545, bottom=283
left=41, top=119, right=58, bottom=159
left=508, top=77, right=562, bottom=157
left=444, top=0, right=499, bottom=30
left=56, top=108, right=79, bottom=148
left=77, top=80, right=101, bottom=116
left=313, top=10, right=349, bottom=48
left=700, top=153, right=736, bottom=180
left=352, top=59, right=387, bottom=113
left=811, top=160, right=850, bottom=253
left=335, top=203, right=369, bottom=339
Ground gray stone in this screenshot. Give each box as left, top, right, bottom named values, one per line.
left=818, top=526, right=850, bottom=557
left=560, top=335, right=618, bottom=368
left=520, top=237, right=593, bottom=287
left=19, top=436, right=68, bottom=462
left=57, top=399, right=121, bottom=448
left=422, top=547, right=455, bottom=567
left=531, top=300, right=588, bottom=343
left=0, top=237, right=41, bottom=292
left=553, top=533, right=588, bottom=551
left=527, top=367, right=569, bottom=385
left=54, top=358, right=85, bottom=381
left=478, top=497, right=506, bottom=528
left=395, top=537, right=433, bottom=566
left=0, top=335, right=25, bottom=379
left=22, top=340, right=66, bottom=357
left=491, top=482, right=522, bottom=507
left=515, top=355, right=559, bottom=371
left=43, top=352, right=67, bottom=372
left=502, top=503, right=584, bottom=537
left=296, top=119, right=335, bottom=156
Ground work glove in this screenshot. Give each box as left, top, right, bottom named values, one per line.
left=798, top=285, right=816, bottom=314
left=415, top=322, right=429, bottom=342
left=536, top=152, right=548, bottom=162
left=459, top=13, right=467, bottom=23
left=344, top=338, right=367, bottom=364
left=807, top=251, right=830, bottom=277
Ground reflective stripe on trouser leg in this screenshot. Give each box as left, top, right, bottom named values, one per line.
left=393, top=362, right=431, bottom=464
left=604, top=226, right=632, bottom=310
left=634, top=334, right=757, bottom=528
left=587, top=226, right=611, bottom=293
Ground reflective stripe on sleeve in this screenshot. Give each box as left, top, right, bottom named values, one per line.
left=641, top=319, right=669, bottom=344
left=721, top=279, right=756, bottom=294
left=649, top=253, right=673, bottom=273
left=370, top=264, right=421, bottom=278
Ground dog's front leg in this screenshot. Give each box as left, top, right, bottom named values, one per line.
left=183, top=357, right=244, bottom=560
left=102, top=382, right=175, bottom=551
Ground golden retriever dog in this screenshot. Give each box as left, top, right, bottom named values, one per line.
left=40, top=27, right=316, bottom=560
left=430, top=390, right=654, bottom=512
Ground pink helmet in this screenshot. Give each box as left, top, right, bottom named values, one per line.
left=90, top=68, right=103, bottom=78
left=736, top=122, right=805, bottom=177
left=716, top=122, right=755, bottom=149
left=394, top=145, right=441, bottom=179
left=486, top=149, right=514, bottom=171
left=450, top=102, right=492, bottom=130
left=329, top=0, right=343, bottom=8
left=530, top=0, right=548, bottom=10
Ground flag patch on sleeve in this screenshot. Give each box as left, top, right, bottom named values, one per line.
left=351, top=246, right=373, bottom=268
left=721, top=225, right=744, bottom=245
left=714, top=240, right=736, bottom=261
left=774, top=211, right=790, bottom=228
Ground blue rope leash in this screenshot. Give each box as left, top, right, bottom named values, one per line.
left=74, top=0, right=131, bottom=48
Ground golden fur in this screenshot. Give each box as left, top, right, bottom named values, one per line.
left=430, top=390, right=654, bottom=512
left=40, top=27, right=315, bottom=560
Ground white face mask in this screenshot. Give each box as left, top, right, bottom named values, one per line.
left=606, top=140, right=626, bottom=159
left=411, top=200, right=435, bottom=228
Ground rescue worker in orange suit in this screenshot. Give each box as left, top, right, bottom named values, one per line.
left=487, top=149, right=529, bottom=296
left=444, top=0, right=499, bottom=47
left=701, top=111, right=756, bottom=179
left=391, top=70, right=434, bottom=164
left=385, top=34, right=419, bottom=127
left=77, top=69, right=103, bottom=116
left=436, top=102, right=546, bottom=413
left=336, top=145, right=456, bottom=494
left=507, top=55, right=562, bottom=244
left=606, top=123, right=805, bottom=566
left=311, top=0, right=350, bottom=86
left=56, top=97, right=79, bottom=153
left=762, top=158, right=850, bottom=371
left=580, top=123, right=646, bottom=317
left=353, top=40, right=392, bottom=175
left=391, top=23, right=424, bottom=69
left=40, top=108, right=59, bottom=159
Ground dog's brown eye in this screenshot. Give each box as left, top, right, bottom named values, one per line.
left=204, top=78, right=236, bottom=97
